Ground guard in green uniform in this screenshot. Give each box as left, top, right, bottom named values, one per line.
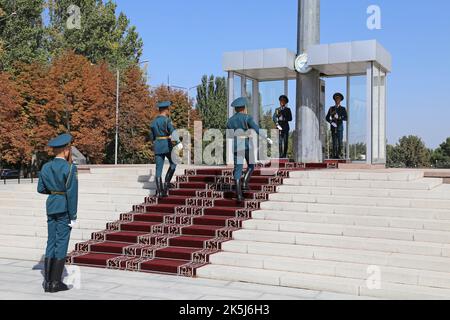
left=38, top=133, right=78, bottom=293
left=227, top=97, right=273, bottom=202
left=149, top=101, right=182, bottom=198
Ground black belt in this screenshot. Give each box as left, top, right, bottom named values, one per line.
left=50, top=191, right=66, bottom=195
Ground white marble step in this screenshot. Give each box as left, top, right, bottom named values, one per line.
left=0, top=207, right=123, bottom=220
left=0, top=225, right=95, bottom=241
left=284, top=177, right=442, bottom=190
left=277, top=185, right=450, bottom=200
left=197, top=265, right=450, bottom=299
left=0, top=199, right=131, bottom=212
left=0, top=181, right=154, bottom=192
left=0, top=185, right=153, bottom=195
left=242, top=219, right=450, bottom=244
left=0, top=235, right=79, bottom=251
left=208, top=252, right=450, bottom=290
left=79, top=175, right=152, bottom=182
left=268, top=193, right=450, bottom=210
left=231, top=230, right=450, bottom=258
left=221, top=240, right=450, bottom=273
left=289, top=171, right=424, bottom=181
left=0, top=193, right=147, bottom=205
left=0, top=246, right=48, bottom=261
left=0, top=215, right=110, bottom=230
left=252, top=210, right=450, bottom=233
left=259, top=201, right=450, bottom=220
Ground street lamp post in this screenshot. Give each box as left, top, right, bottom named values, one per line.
left=115, top=60, right=149, bottom=165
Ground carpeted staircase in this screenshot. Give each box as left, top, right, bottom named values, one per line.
left=67, top=160, right=328, bottom=276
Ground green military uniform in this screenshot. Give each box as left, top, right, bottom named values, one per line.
left=38, top=133, right=78, bottom=293
left=227, top=97, right=269, bottom=201
left=149, top=101, right=181, bottom=197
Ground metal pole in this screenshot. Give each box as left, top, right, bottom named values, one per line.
left=115, top=69, right=119, bottom=165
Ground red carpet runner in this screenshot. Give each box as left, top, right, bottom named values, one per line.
left=67, top=161, right=330, bottom=277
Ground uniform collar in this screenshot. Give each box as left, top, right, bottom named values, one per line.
left=54, top=157, right=67, bottom=162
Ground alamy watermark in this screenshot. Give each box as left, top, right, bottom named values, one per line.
left=170, top=122, right=281, bottom=173
left=366, top=265, right=382, bottom=290
left=65, top=265, right=82, bottom=290
left=67, top=5, right=81, bottom=30
left=367, top=5, right=382, bottom=30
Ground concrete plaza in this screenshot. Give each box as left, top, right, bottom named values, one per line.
left=0, top=258, right=374, bottom=300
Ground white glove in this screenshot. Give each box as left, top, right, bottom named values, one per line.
left=276, top=124, right=283, bottom=131
left=266, top=138, right=274, bottom=145
left=68, top=220, right=77, bottom=228
left=331, top=123, right=338, bottom=128
left=175, top=143, right=183, bottom=151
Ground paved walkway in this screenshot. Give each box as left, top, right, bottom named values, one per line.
left=0, top=258, right=374, bottom=300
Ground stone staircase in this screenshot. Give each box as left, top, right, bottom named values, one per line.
left=0, top=166, right=177, bottom=262
left=197, top=170, right=450, bottom=299
left=67, top=161, right=325, bottom=276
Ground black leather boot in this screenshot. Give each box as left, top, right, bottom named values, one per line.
left=49, top=259, right=69, bottom=293
left=235, top=179, right=244, bottom=202
left=43, top=258, right=53, bottom=293
left=242, top=168, right=255, bottom=191
left=164, top=168, right=176, bottom=194
left=159, top=177, right=168, bottom=198
left=155, top=178, right=161, bottom=198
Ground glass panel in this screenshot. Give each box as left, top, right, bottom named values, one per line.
left=378, top=70, right=386, bottom=162
left=372, top=64, right=380, bottom=162
left=246, top=78, right=254, bottom=117
left=258, top=81, right=284, bottom=130
left=233, top=74, right=242, bottom=101
left=348, top=76, right=367, bottom=161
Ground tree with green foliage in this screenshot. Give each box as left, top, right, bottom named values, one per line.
left=196, top=75, right=227, bottom=130
left=259, top=109, right=276, bottom=131
left=387, top=135, right=432, bottom=168
left=431, top=137, right=450, bottom=168
left=0, top=0, right=48, bottom=72
left=47, top=0, right=143, bottom=69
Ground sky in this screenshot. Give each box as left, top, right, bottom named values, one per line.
left=114, top=0, right=450, bottom=149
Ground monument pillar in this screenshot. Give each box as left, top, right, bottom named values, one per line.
left=295, top=0, right=322, bottom=163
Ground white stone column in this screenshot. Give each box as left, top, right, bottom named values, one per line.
left=295, top=0, right=322, bottom=163
left=227, top=72, right=235, bottom=165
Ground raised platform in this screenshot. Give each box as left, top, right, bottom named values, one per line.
left=324, top=159, right=386, bottom=170
left=424, top=170, right=450, bottom=184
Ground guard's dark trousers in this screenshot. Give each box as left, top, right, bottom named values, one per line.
left=279, top=130, right=289, bottom=159
left=331, top=128, right=344, bottom=159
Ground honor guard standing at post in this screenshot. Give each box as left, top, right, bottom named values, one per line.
left=37, top=133, right=78, bottom=293
left=227, top=97, right=273, bottom=202
left=273, top=95, right=293, bottom=159
left=149, top=101, right=183, bottom=198
left=326, top=93, right=348, bottom=159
